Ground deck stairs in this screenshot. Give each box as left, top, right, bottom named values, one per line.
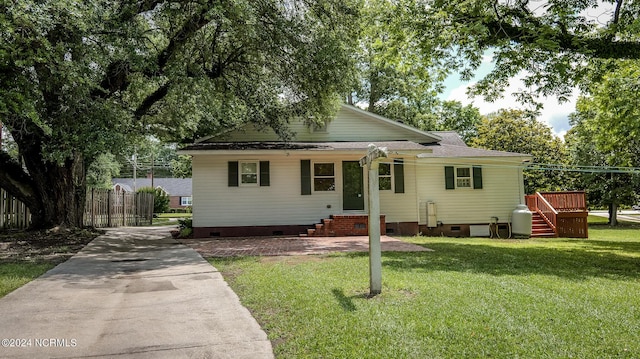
left=531, top=212, right=556, bottom=238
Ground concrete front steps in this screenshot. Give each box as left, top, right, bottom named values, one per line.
left=531, top=212, right=557, bottom=238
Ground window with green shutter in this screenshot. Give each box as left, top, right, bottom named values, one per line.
left=445, top=165, right=483, bottom=189
left=473, top=166, right=483, bottom=189
left=260, top=161, right=270, bottom=186
left=445, top=166, right=455, bottom=189
left=301, top=160, right=311, bottom=195
left=228, top=161, right=239, bottom=187
left=229, top=161, right=269, bottom=186
left=394, top=159, right=404, bottom=193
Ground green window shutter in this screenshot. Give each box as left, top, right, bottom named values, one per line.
left=301, top=160, right=311, bottom=195
left=473, top=166, right=483, bottom=189
left=394, top=159, right=405, bottom=193
left=445, top=166, right=455, bottom=190
left=228, top=161, right=239, bottom=187
left=260, top=161, right=270, bottom=186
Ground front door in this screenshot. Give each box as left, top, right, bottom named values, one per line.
left=342, top=161, right=364, bottom=211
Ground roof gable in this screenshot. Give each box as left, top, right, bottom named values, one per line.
left=199, top=104, right=440, bottom=144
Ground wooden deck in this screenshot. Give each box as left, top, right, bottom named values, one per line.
left=525, top=191, right=588, bottom=238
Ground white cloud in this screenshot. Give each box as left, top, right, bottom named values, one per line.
left=445, top=77, right=577, bottom=139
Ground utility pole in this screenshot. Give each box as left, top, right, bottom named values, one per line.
left=132, top=153, right=137, bottom=192
left=359, top=144, right=388, bottom=296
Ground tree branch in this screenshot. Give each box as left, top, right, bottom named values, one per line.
left=134, top=82, right=171, bottom=119
left=481, top=18, right=640, bottom=59
left=157, top=2, right=214, bottom=71
left=94, top=1, right=218, bottom=100
left=613, top=0, right=623, bottom=25
left=0, top=151, right=38, bottom=209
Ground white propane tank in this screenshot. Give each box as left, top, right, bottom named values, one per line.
left=511, top=204, right=532, bottom=238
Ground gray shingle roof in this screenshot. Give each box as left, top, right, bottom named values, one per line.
left=418, top=144, right=530, bottom=158
left=181, top=141, right=430, bottom=152
left=427, top=131, right=467, bottom=146
left=112, top=178, right=192, bottom=197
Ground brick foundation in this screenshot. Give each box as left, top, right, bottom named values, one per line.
left=419, top=223, right=510, bottom=237
left=385, top=222, right=419, bottom=236
left=193, top=225, right=311, bottom=238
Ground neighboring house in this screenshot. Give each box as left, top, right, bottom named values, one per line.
left=112, top=178, right=193, bottom=209
left=181, top=104, right=531, bottom=238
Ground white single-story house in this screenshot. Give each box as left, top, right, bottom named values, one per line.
left=180, top=104, right=531, bottom=238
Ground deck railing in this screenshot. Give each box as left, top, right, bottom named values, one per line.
left=538, top=191, right=587, bottom=212
left=526, top=191, right=588, bottom=238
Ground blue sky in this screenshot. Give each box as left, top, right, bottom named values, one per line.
left=439, top=54, right=577, bottom=139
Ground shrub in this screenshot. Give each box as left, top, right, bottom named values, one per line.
left=137, top=187, right=170, bottom=213
left=178, top=218, right=193, bottom=238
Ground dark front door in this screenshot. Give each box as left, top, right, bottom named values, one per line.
left=342, top=161, right=364, bottom=210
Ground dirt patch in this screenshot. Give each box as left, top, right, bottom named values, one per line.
left=0, top=228, right=102, bottom=264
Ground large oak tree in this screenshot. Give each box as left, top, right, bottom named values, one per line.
left=0, top=0, right=358, bottom=229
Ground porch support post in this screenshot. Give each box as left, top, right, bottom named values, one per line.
left=360, top=144, right=388, bottom=296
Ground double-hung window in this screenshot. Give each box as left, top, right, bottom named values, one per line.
left=180, top=197, right=192, bottom=206
left=456, top=167, right=471, bottom=188
left=239, top=161, right=258, bottom=186
left=313, top=163, right=335, bottom=191
left=379, top=163, right=392, bottom=190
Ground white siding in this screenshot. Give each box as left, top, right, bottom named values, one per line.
left=416, top=158, right=525, bottom=225
left=377, top=160, right=419, bottom=223
left=217, top=106, right=436, bottom=143
left=192, top=154, right=419, bottom=227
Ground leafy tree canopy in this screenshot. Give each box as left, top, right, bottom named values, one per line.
left=470, top=109, right=569, bottom=193
left=407, top=0, right=640, bottom=106
left=566, top=61, right=640, bottom=219
left=351, top=0, right=482, bottom=141
left=87, top=153, right=121, bottom=189
left=0, top=0, right=359, bottom=228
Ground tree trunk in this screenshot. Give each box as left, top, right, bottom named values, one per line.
left=27, top=154, right=87, bottom=229
left=608, top=203, right=618, bottom=226
left=0, top=143, right=87, bottom=229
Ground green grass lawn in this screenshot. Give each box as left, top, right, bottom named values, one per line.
left=211, top=219, right=640, bottom=358
left=155, top=213, right=192, bottom=218
left=0, top=262, right=56, bottom=298
left=152, top=213, right=191, bottom=226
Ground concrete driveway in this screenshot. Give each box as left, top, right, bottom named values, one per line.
left=0, top=226, right=273, bottom=358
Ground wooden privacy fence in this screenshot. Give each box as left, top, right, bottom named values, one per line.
left=85, top=189, right=154, bottom=228
left=0, top=188, right=154, bottom=229
left=0, top=188, right=30, bottom=229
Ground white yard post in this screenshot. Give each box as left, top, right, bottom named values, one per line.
left=360, top=144, right=387, bottom=296
left=368, top=160, right=382, bottom=295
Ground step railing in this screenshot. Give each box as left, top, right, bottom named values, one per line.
left=526, top=193, right=557, bottom=231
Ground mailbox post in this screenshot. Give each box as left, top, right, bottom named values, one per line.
left=359, top=144, right=388, bottom=295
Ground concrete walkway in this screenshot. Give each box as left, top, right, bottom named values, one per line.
left=0, top=226, right=273, bottom=359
